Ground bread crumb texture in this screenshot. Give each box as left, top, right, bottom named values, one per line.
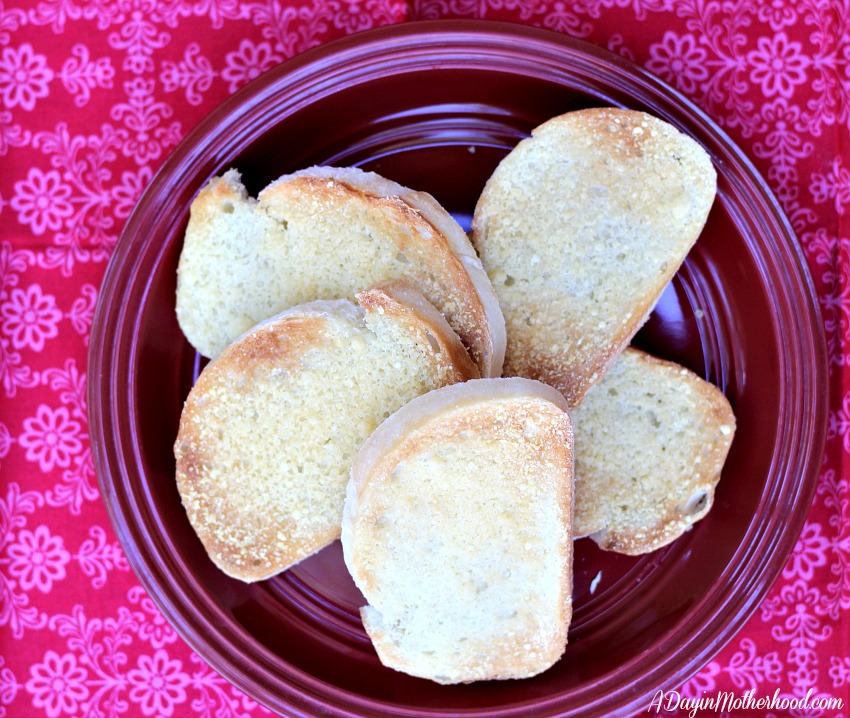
left=345, top=388, right=573, bottom=683
left=472, top=108, right=716, bottom=407
left=572, top=348, right=736, bottom=554
left=174, top=293, right=477, bottom=582
left=175, top=167, right=494, bottom=373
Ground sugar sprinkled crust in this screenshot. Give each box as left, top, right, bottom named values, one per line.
left=572, top=347, right=736, bottom=554
left=176, top=166, right=505, bottom=377
left=174, top=282, right=478, bottom=582
left=472, top=107, right=716, bottom=406
left=342, top=378, right=573, bottom=684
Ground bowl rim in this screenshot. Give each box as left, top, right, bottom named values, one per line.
left=88, top=18, right=829, bottom=718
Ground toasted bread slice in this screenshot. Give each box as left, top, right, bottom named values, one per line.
left=572, top=347, right=735, bottom=554
left=174, top=282, right=478, bottom=582
left=472, top=108, right=716, bottom=406
left=176, top=166, right=505, bottom=376
left=342, top=378, right=573, bottom=684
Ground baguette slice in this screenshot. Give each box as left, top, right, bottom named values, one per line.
left=176, top=166, right=505, bottom=377
left=342, top=378, right=573, bottom=684
left=174, top=281, right=478, bottom=582
left=573, top=347, right=736, bottom=554
left=472, top=107, right=716, bottom=406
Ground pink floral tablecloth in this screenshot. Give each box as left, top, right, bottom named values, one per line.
left=1, top=1, right=848, bottom=717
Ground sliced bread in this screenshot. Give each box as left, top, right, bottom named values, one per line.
left=572, top=347, right=736, bottom=554
left=174, top=281, right=479, bottom=582
left=342, top=378, right=573, bottom=684
left=472, top=107, right=716, bottom=406
left=176, top=166, right=505, bottom=377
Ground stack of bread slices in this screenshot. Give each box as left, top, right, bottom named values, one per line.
left=173, top=108, right=736, bottom=684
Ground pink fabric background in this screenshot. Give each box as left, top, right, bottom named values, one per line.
left=1, top=1, right=847, bottom=716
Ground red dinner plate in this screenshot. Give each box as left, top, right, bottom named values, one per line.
left=88, top=20, right=828, bottom=718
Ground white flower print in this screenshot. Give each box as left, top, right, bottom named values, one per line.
left=756, top=0, right=798, bottom=31
left=0, top=654, right=18, bottom=709
left=74, top=525, right=129, bottom=589
left=59, top=44, right=115, bottom=108
left=541, top=2, right=592, bottom=36
left=830, top=655, right=850, bottom=688
left=679, top=659, right=720, bottom=698
left=0, top=43, right=54, bottom=111
left=18, top=405, right=82, bottom=473
left=129, top=586, right=177, bottom=649
left=127, top=649, right=190, bottom=717
left=0, top=421, right=11, bottom=460
left=137, top=608, right=176, bottom=649
left=111, top=167, right=152, bottom=219
left=7, top=525, right=70, bottom=593
left=221, top=39, right=280, bottom=93
left=332, top=0, right=376, bottom=33
left=0, top=108, right=31, bottom=155
left=1, top=284, right=63, bottom=352
left=10, top=168, right=73, bottom=236
left=646, top=32, right=708, bottom=96
left=811, top=156, right=850, bottom=216
left=722, top=637, right=783, bottom=692
left=25, top=650, right=88, bottom=717
left=110, top=78, right=182, bottom=166
left=782, top=522, right=830, bottom=581
left=160, top=42, right=216, bottom=106
left=108, top=0, right=170, bottom=75
left=746, top=33, right=810, bottom=99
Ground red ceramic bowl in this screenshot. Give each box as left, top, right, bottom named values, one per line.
left=88, top=20, right=828, bottom=718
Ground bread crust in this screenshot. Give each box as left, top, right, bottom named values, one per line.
left=572, top=347, right=736, bottom=554
left=355, top=280, right=479, bottom=382
left=472, top=107, right=717, bottom=406
left=176, top=166, right=505, bottom=377
left=342, top=378, right=573, bottom=684
left=304, top=167, right=506, bottom=377
left=175, top=287, right=478, bottom=582
left=175, top=308, right=338, bottom=582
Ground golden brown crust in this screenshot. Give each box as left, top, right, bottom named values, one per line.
left=342, top=379, right=572, bottom=683
left=176, top=166, right=505, bottom=375
left=473, top=107, right=716, bottom=407
left=501, top=292, right=659, bottom=408
left=573, top=347, right=736, bottom=555
left=355, top=280, right=479, bottom=384
left=174, top=313, right=334, bottom=581
left=175, top=288, right=479, bottom=583
left=186, top=170, right=248, bottom=223
left=260, top=169, right=501, bottom=376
